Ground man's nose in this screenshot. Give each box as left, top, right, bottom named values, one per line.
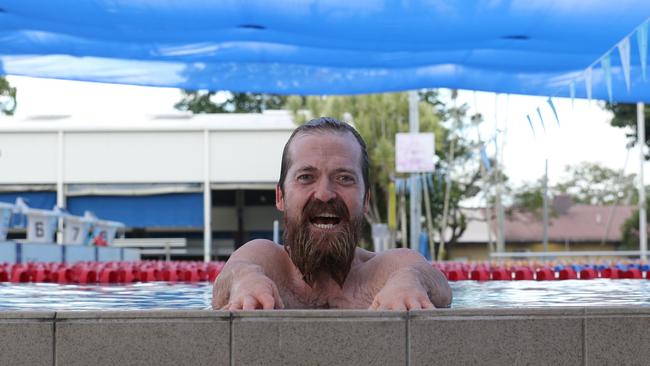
left=313, top=179, right=337, bottom=202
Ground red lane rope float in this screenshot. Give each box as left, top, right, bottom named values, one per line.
left=490, top=268, right=512, bottom=281
left=601, top=267, right=621, bottom=279
left=514, top=267, right=534, bottom=280
left=623, top=268, right=642, bottom=279
left=0, top=261, right=225, bottom=284
left=469, top=268, right=490, bottom=281
left=579, top=268, right=598, bottom=280
left=535, top=268, right=555, bottom=281
left=558, top=268, right=577, bottom=280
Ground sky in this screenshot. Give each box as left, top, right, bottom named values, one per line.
left=5, top=75, right=649, bottom=192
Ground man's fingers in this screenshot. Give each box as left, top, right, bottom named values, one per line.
left=405, top=298, right=422, bottom=310
left=378, top=302, right=406, bottom=311
left=368, top=298, right=380, bottom=310
left=242, top=295, right=261, bottom=310
left=258, top=293, right=276, bottom=310
left=420, top=297, right=435, bottom=309
left=271, top=283, right=285, bottom=309
left=228, top=301, right=243, bottom=310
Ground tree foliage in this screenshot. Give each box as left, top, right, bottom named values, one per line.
left=511, top=162, right=635, bottom=209
left=509, top=178, right=549, bottom=218
left=605, top=102, right=650, bottom=159
left=0, top=77, right=17, bottom=116
left=555, top=162, right=636, bottom=205
left=175, top=90, right=287, bottom=113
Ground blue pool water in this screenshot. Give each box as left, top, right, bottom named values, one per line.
left=1, top=280, right=650, bottom=310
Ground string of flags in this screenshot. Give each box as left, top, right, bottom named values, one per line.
left=523, top=17, right=649, bottom=137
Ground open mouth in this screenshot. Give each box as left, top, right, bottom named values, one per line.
left=309, top=213, right=341, bottom=229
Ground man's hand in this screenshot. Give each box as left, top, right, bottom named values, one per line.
left=212, top=240, right=291, bottom=311
left=368, top=268, right=435, bottom=310
left=221, top=270, right=285, bottom=310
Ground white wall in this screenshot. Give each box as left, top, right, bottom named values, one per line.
left=0, top=132, right=58, bottom=183
left=0, top=112, right=295, bottom=186
left=210, top=130, right=288, bottom=183
left=64, top=131, right=204, bottom=183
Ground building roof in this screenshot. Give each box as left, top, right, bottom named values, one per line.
left=504, top=204, right=635, bottom=243
left=0, top=110, right=296, bottom=132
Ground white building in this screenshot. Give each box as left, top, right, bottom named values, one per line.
left=0, top=110, right=296, bottom=259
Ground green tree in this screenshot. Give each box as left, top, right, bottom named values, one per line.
left=605, top=102, right=650, bottom=159
left=507, top=177, right=559, bottom=221
left=555, top=162, right=636, bottom=205
left=618, top=191, right=650, bottom=250
left=175, top=90, right=287, bottom=113
left=0, top=77, right=17, bottom=116
left=288, top=91, right=484, bottom=251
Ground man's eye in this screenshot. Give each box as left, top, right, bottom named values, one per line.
left=297, top=174, right=313, bottom=182
left=338, top=175, right=355, bottom=184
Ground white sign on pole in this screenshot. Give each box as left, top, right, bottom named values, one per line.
left=395, top=133, right=435, bottom=173
left=0, top=203, right=12, bottom=241
left=26, top=212, right=58, bottom=243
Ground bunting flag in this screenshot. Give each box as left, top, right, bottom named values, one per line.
left=480, top=145, right=491, bottom=172
left=585, top=66, right=593, bottom=102
left=526, top=114, right=536, bottom=137
left=617, top=37, right=632, bottom=92
left=569, top=80, right=576, bottom=108
left=601, top=53, right=613, bottom=103
left=547, top=97, right=560, bottom=127
left=536, top=106, right=545, bottom=132
left=638, top=20, right=648, bottom=81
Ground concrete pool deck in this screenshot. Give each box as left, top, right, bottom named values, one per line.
left=1, top=307, right=649, bottom=365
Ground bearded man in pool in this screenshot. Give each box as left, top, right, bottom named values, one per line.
left=212, top=117, right=451, bottom=310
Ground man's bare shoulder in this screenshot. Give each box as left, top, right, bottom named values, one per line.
left=352, top=248, right=428, bottom=276
left=354, top=247, right=376, bottom=264
left=236, top=239, right=285, bottom=253
left=228, top=239, right=292, bottom=267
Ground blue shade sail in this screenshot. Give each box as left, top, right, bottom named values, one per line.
left=0, top=1, right=649, bottom=101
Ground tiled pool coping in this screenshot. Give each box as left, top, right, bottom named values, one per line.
left=2, top=307, right=649, bottom=365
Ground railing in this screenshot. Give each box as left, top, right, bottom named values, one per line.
left=113, top=238, right=187, bottom=261
left=489, top=250, right=642, bottom=258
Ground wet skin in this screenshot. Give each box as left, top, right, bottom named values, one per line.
left=212, top=131, right=452, bottom=310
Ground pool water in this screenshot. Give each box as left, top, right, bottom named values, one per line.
left=2, top=279, right=650, bottom=310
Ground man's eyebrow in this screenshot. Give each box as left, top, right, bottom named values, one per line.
left=294, top=166, right=317, bottom=173
left=332, top=167, right=357, bottom=175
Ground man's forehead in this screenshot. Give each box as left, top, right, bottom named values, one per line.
left=288, top=130, right=362, bottom=165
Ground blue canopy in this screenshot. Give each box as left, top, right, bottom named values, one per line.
left=1, top=1, right=649, bottom=101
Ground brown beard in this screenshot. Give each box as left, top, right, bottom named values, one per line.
left=283, top=197, right=362, bottom=288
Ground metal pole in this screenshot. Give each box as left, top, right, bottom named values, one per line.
left=408, top=91, right=421, bottom=251
left=543, top=159, right=549, bottom=254
left=637, top=102, right=647, bottom=261
left=203, top=129, right=212, bottom=263
left=56, top=130, right=65, bottom=244
left=273, top=220, right=280, bottom=244
left=494, top=94, right=505, bottom=252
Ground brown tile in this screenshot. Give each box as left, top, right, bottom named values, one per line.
left=0, top=313, right=54, bottom=366
left=233, top=311, right=407, bottom=365
left=585, top=313, right=650, bottom=365
left=409, top=311, right=584, bottom=366
left=56, top=312, right=230, bottom=366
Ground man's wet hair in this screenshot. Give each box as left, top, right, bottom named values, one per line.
left=278, top=117, right=370, bottom=197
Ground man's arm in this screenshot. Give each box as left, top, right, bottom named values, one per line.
left=360, top=248, right=451, bottom=310
left=212, top=239, right=291, bottom=310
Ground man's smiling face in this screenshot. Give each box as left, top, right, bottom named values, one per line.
left=276, top=130, right=369, bottom=286
left=276, top=130, right=368, bottom=230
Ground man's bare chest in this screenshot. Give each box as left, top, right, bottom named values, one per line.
left=279, top=273, right=376, bottom=309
